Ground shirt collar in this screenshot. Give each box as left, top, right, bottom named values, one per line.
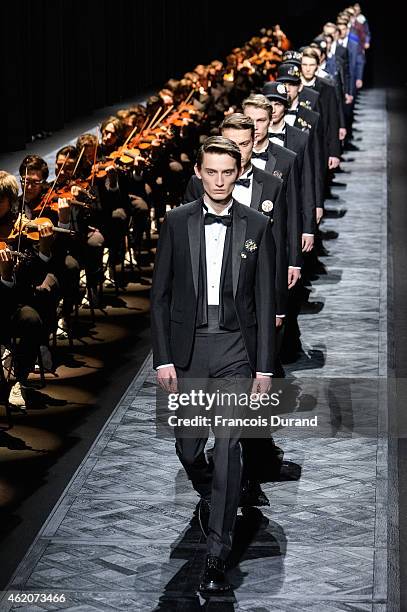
left=203, top=197, right=233, bottom=216
left=239, top=165, right=254, bottom=180
left=301, top=76, right=316, bottom=86
left=253, top=139, right=269, bottom=154
left=269, top=120, right=286, bottom=134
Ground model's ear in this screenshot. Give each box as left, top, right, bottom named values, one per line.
left=194, top=164, right=202, bottom=179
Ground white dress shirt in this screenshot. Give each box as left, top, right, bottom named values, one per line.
left=301, top=76, right=316, bottom=87
left=204, top=199, right=232, bottom=306
left=338, top=36, right=348, bottom=48
left=269, top=121, right=287, bottom=147
left=232, top=166, right=253, bottom=207
left=252, top=140, right=269, bottom=171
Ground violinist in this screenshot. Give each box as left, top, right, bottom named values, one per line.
left=18, top=155, right=49, bottom=218
left=0, top=171, right=59, bottom=410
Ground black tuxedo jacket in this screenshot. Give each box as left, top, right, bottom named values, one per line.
left=298, top=86, right=320, bottom=112
left=184, top=167, right=294, bottom=315
left=283, top=124, right=315, bottom=234
left=313, top=77, right=341, bottom=159
left=292, top=105, right=324, bottom=208
left=151, top=198, right=276, bottom=373
left=335, top=44, right=351, bottom=95
left=262, top=142, right=302, bottom=267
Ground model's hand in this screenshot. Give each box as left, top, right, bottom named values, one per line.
left=345, top=94, right=354, bottom=104
left=302, top=234, right=314, bottom=253
left=288, top=267, right=301, bottom=289
left=356, top=79, right=363, bottom=89
left=251, top=374, right=271, bottom=395
left=157, top=366, right=178, bottom=393
left=276, top=316, right=284, bottom=328
left=339, top=127, right=347, bottom=141
left=328, top=156, right=340, bottom=170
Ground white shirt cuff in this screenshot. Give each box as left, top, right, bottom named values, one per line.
left=276, top=314, right=286, bottom=318
left=302, top=233, right=314, bottom=237
left=256, top=372, right=273, bottom=376
left=156, top=363, right=174, bottom=370
left=1, top=275, right=15, bottom=288
left=39, top=251, right=52, bottom=263
left=58, top=221, right=71, bottom=230
left=288, top=266, right=301, bottom=270
left=105, top=178, right=119, bottom=192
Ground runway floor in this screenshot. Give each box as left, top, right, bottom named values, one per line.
left=0, top=89, right=396, bottom=611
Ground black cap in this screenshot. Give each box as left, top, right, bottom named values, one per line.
left=282, top=50, right=302, bottom=67
left=277, top=62, right=301, bottom=84
left=262, top=81, right=289, bottom=105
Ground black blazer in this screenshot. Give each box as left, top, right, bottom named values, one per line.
left=314, top=76, right=341, bottom=159
left=298, top=86, right=320, bottom=112
left=284, top=124, right=316, bottom=235
left=293, top=105, right=325, bottom=208
left=151, top=198, right=276, bottom=373
left=184, top=167, right=291, bottom=315
left=262, top=142, right=302, bottom=268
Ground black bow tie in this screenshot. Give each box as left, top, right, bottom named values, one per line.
left=235, top=169, right=253, bottom=188
left=204, top=212, right=232, bottom=226
left=286, top=108, right=298, bottom=115
left=252, top=150, right=269, bottom=162
left=270, top=132, right=285, bottom=142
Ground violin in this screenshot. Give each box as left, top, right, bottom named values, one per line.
left=33, top=179, right=95, bottom=214
left=0, top=241, right=30, bottom=262
left=8, top=216, right=76, bottom=242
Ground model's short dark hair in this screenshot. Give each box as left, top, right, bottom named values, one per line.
left=196, top=136, right=241, bottom=169
left=19, top=154, right=49, bottom=180
left=220, top=113, right=255, bottom=138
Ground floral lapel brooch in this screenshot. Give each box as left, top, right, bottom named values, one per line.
left=241, top=238, right=257, bottom=258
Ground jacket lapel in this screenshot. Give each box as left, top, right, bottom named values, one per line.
left=265, top=142, right=277, bottom=173
left=250, top=173, right=263, bottom=210
left=232, top=200, right=247, bottom=298
left=187, top=199, right=202, bottom=297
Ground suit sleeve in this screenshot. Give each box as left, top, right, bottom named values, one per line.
left=301, top=136, right=316, bottom=234
left=286, top=156, right=303, bottom=267
left=326, top=85, right=341, bottom=158
left=150, top=214, right=174, bottom=369
left=255, top=220, right=276, bottom=373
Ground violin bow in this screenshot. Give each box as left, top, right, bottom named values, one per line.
left=38, top=155, right=69, bottom=218
left=17, top=167, right=28, bottom=254
left=151, top=104, right=174, bottom=130
left=91, top=132, right=98, bottom=187
left=72, top=146, right=85, bottom=178
left=145, top=107, right=163, bottom=134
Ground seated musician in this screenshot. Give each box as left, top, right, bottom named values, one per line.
left=0, top=171, right=59, bottom=410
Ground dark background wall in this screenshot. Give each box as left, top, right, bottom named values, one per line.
left=0, top=0, right=402, bottom=153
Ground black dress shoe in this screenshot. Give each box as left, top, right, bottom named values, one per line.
left=199, top=555, right=231, bottom=593
left=239, top=481, right=270, bottom=507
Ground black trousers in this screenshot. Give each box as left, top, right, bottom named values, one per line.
left=175, top=326, right=251, bottom=560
